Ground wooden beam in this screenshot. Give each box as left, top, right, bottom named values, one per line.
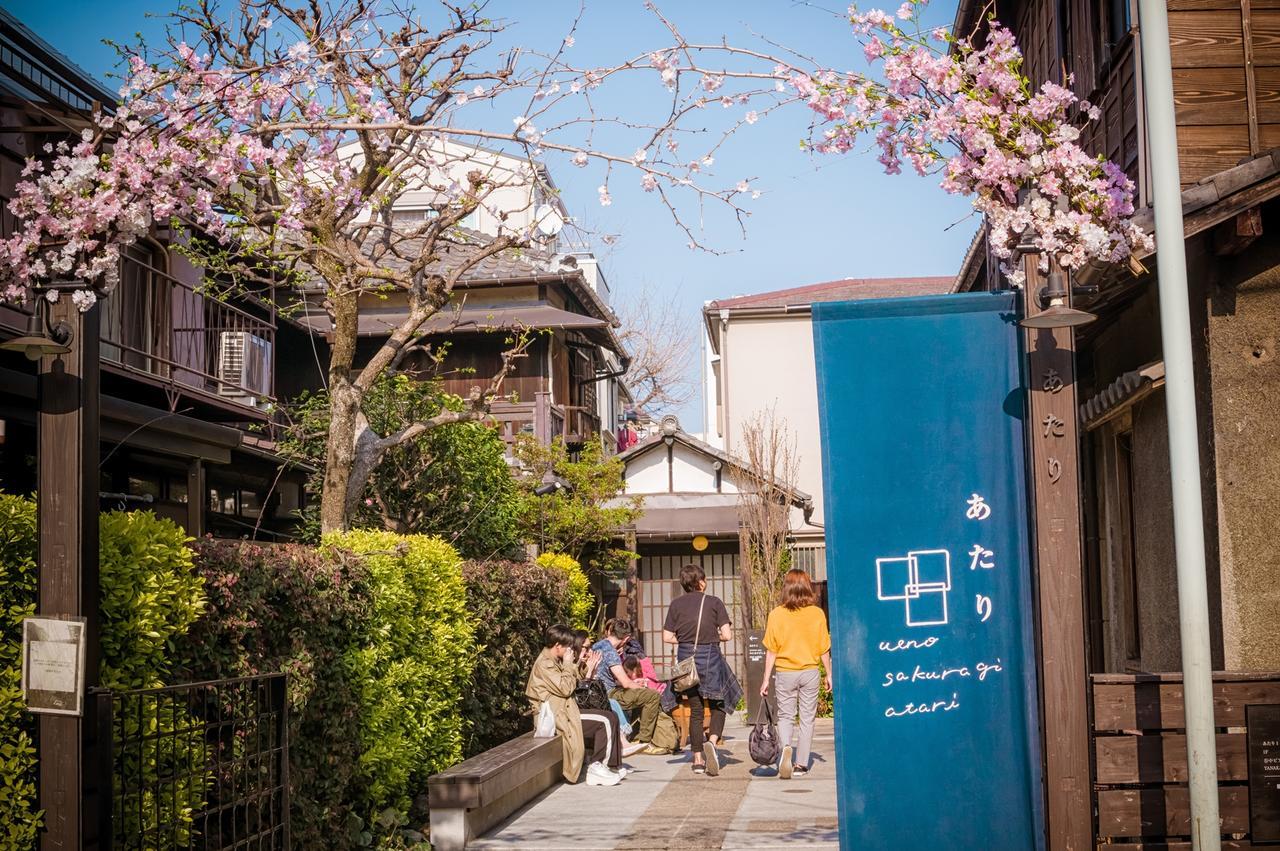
left=1023, top=258, right=1093, bottom=851
left=1242, top=0, right=1260, bottom=154
left=186, top=459, right=205, bottom=537
left=1211, top=206, right=1263, bottom=254
left=37, top=295, right=102, bottom=850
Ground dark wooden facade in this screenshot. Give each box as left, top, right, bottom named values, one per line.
left=1093, top=672, right=1280, bottom=845
left=978, top=0, right=1280, bottom=193
left=957, top=0, right=1280, bottom=845
left=0, top=14, right=306, bottom=540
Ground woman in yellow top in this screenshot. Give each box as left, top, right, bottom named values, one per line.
left=760, top=569, right=833, bottom=779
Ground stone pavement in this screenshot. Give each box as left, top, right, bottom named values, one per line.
left=469, top=717, right=838, bottom=850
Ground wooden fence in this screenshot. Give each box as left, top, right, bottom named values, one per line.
left=1092, top=671, right=1280, bottom=847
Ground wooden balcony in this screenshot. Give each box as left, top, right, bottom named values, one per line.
left=98, top=252, right=275, bottom=413
left=488, top=393, right=601, bottom=449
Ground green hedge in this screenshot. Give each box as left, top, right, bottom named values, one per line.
left=324, top=531, right=475, bottom=838
left=534, top=552, right=592, bottom=630
left=176, top=540, right=373, bottom=849
left=0, top=495, right=206, bottom=851
left=460, top=558, right=580, bottom=756
left=0, top=494, right=39, bottom=851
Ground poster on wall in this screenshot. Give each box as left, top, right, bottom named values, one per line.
left=21, top=615, right=87, bottom=716
left=812, top=291, right=1044, bottom=850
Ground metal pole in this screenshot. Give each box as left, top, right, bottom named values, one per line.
left=1136, top=1, right=1222, bottom=847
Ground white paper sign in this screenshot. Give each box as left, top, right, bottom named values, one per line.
left=22, top=616, right=86, bottom=716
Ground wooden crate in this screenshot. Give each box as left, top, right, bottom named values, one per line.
left=1091, top=672, right=1280, bottom=848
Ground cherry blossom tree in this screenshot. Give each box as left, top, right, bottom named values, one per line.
left=784, top=1, right=1153, bottom=282
left=0, top=0, right=1151, bottom=531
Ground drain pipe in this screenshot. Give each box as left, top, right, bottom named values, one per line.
left=1136, top=0, right=1222, bottom=846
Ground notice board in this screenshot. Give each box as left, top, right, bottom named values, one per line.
left=812, top=292, right=1044, bottom=850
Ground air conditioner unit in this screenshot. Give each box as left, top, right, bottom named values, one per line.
left=217, top=331, right=272, bottom=406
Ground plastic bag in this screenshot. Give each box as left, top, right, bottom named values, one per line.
left=534, top=700, right=556, bottom=738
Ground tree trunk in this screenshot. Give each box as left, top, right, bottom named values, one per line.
left=319, top=289, right=361, bottom=534
left=319, top=378, right=361, bottom=534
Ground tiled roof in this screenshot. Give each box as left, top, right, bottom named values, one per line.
left=367, top=228, right=556, bottom=282
left=355, top=228, right=620, bottom=328
left=707, top=276, right=956, bottom=310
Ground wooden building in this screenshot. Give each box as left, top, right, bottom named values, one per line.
left=0, top=10, right=307, bottom=540
left=952, top=0, right=1280, bottom=843
left=954, top=0, right=1280, bottom=674
left=290, top=242, right=630, bottom=455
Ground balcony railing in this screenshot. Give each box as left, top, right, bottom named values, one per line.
left=487, top=393, right=602, bottom=450
left=99, top=253, right=275, bottom=411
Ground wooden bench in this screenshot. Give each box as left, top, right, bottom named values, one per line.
left=427, top=733, right=563, bottom=850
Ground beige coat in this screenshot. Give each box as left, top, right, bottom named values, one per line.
left=525, top=648, right=584, bottom=783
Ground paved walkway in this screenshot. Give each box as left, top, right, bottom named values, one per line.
left=470, top=718, right=838, bottom=850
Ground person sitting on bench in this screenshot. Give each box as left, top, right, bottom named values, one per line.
left=526, top=624, right=625, bottom=786
left=622, top=637, right=667, bottom=694
left=592, top=619, right=679, bottom=755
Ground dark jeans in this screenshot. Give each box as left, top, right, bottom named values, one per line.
left=580, top=713, right=622, bottom=770
left=686, top=691, right=726, bottom=755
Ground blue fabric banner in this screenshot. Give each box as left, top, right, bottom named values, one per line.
left=812, top=292, right=1044, bottom=850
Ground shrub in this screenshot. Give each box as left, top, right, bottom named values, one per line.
left=176, top=540, right=373, bottom=849
left=0, top=494, right=39, bottom=850
left=513, top=438, right=641, bottom=575
left=535, top=552, right=592, bottom=630
left=460, top=559, right=578, bottom=756
left=0, top=497, right=207, bottom=850
left=98, top=512, right=207, bottom=849
left=325, top=531, right=475, bottom=828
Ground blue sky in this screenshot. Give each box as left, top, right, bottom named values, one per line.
left=5, top=0, right=974, bottom=430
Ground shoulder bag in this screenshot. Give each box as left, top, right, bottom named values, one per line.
left=670, top=594, right=707, bottom=693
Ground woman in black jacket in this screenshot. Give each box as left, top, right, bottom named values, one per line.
left=662, top=563, right=742, bottom=776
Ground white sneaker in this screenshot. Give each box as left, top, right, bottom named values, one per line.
left=616, top=766, right=630, bottom=780
left=779, top=745, right=793, bottom=780
left=585, top=762, right=622, bottom=786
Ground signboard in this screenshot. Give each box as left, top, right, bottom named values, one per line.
left=21, top=616, right=87, bottom=716
left=813, top=292, right=1044, bottom=850
left=1248, top=704, right=1280, bottom=842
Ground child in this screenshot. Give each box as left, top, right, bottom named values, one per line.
left=623, top=655, right=666, bottom=694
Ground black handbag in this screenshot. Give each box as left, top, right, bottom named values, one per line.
left=748, top=699, right=782, bottom=766
left=573, top=678, right=611, bottom=713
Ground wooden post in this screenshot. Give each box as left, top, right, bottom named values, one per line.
left=37, top=294, right=101, bottom=849
left=186, top=458, right=204, bottom=537
left=1023, top=257, right=1092, bottom=851
left=624, top=530, right=639, bottom=629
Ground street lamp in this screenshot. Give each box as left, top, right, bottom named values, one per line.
left=0, top=298, right=73, bottom=359
left=1019, top=263, right=1097, bottom=329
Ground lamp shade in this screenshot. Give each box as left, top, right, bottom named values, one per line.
left=1020, top=304, right=1097, bottom=329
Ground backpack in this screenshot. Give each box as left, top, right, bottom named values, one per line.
left=748, top=699, right=781, bottom=766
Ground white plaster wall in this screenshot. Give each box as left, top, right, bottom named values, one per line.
left=623, top=448, right=669, bottom=494
left=671, top=442, right=717, bottom=492
left=622, top=440, right=744, bottom=497
left=721, top=315, right=825, bottom=524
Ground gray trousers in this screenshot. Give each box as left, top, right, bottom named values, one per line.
left=775, top=668, right=821, bottom=768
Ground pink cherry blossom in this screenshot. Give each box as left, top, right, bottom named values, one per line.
left=792, top=8, right=1150, bottom=283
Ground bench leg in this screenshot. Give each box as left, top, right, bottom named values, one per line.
left=430, top=807, right=469, bottom=851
